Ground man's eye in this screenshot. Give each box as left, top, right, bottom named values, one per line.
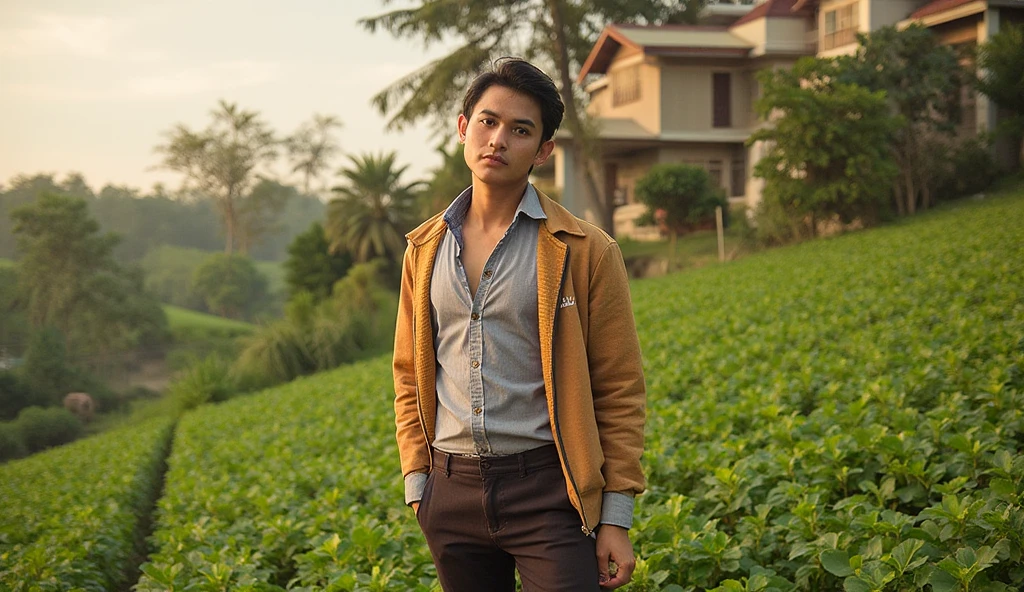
left=480, top=118, right=494, bottom=126
left=514, top=127, right=529, bottom=135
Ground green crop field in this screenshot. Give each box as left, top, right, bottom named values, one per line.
left=4, top=188, right=1023, bottom=591
left=0, top=417, right=174, bottom=590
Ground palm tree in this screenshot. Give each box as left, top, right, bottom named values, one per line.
left=326, top=152, right=424, bottom=263
left=286, top=114, right=342, bottom=195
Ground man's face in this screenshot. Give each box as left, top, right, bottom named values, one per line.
left=458, top=85, right=555, bottom=189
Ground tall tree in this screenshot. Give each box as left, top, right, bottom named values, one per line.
left=326, top=152, right=423, bottom=264
left=750, top=58, right=901, bottom=236
left=156, top=100, right=278, bottom=254
left=359, top=0, right=684, bottom=233
left=286, top=114, right=343, bottom=194
left=236, top=179, right=294, bottom=255
left=976, top=22, right=1024, bottom=170
left=838, top=25, right=965, bottom=215
left=10, top=194, right=168, bottom=352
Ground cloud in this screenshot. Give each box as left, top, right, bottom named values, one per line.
left=7, top=60, right=282, bottom=102
left=0, top=13, right=147, bottom=59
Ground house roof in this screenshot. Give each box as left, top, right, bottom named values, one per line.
left=732, top=0, right=811, bottom=27
left=577, top=24, right=753, bottom=82
left=791, top=0, right=819, bottom=10
left=910, top=0, right=982, bottom=18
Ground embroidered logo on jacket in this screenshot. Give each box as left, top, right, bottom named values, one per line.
left=560, top=296, right=576, bottom=309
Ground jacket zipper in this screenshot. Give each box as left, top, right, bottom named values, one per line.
left=550, top=244, right=592, bottom=535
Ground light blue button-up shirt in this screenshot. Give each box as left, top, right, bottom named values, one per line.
left=431, top=184, right=553, bottom=456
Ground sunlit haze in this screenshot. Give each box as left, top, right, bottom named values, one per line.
left=0, top=0, right=459, bottom=193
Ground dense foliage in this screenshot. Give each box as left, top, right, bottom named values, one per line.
left=134, top=189, right=1023, bottom=590
left=629, top=191, right=1024, bottom=591
left=0, top=417, right=174, bottom=590
left=750, top=58, right=901, bottom=240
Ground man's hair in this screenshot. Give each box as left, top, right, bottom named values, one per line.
left=461, top=57, right=565, bottom=144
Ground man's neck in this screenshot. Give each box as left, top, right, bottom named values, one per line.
left=465, top=179, right=529, bottom=232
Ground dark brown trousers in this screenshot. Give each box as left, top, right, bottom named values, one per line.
left=416, top=445, right=601, bottom=592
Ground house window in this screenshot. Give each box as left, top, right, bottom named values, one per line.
left=612, top=66, right=641, bottom=107
left=731, top=158, right=746, bottom=197
left=823, top=2, right=859, bottom=50
left=708, top=160, right=724, bottom=188
left=713, top=72, right=731, bottom=128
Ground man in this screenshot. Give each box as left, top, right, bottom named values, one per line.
left=393, top=57, right=646, bottom=591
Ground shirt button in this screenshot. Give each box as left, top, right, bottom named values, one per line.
left=471, top=313, right=480, bottom=320
left=483, top=269, right=493, bottom=278
left=473, top=407, right=482, bottom=415
left=471, top=360, right=480, bottom=368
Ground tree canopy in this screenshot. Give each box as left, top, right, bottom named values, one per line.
left=750, top=58, right=901, bottom=235
left=156, top=100, right=278, bottom=254
left=326, top=152, right=423, bottom=264
left=976, top=22, right=1024, bottom=169
left=838, top=25, right=965, bottom=214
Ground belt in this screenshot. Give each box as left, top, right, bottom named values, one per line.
left=432, top=444, right=560, bottom=477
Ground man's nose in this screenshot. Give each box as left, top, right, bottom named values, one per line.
left=489, top=126, right=509, bottom=150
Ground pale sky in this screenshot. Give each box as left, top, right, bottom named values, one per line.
left=0, top=0, right=460, bottom=193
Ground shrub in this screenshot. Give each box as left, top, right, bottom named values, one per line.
left=168, top=355, right=235, bottom=411
left=635, top=164, right=727, bottom=235
left=192, top=254, right=269, bottom=320
left=937, top=137, right=999, bottom=201
left=0, top=421, right=26, bottom=462
left=0, top=371, right=33, bottom=421
left=15, top=406, right=83, bottom=452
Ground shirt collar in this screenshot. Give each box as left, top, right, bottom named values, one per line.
left=443, top=183, right=547, bottom=240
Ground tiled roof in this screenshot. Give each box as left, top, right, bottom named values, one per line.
left=910, top=0, right=981, bottom=19
left=732, top=0, right=809, bottom=27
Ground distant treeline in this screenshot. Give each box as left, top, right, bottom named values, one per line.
left=0, top=173, right=325, bottom=263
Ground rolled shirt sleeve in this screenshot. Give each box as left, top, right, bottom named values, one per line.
left=405, top=471, right=428, bottom=506
left=599, top=491, right=635, bottom=529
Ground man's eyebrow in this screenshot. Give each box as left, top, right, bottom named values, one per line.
left=479, top=109, right=537, bottom=128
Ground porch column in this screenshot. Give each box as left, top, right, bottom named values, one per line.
left=976, top=8, right=999, bottom=136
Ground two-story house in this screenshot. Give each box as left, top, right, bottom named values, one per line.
left=551, top=0, right=1023, bottom=235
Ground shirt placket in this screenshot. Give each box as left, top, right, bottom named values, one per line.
left=463, top=219, right=518, bottom=455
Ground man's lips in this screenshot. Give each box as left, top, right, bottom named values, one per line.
left=482, top=154, right=507, bottom=165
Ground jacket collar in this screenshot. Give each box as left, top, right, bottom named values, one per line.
left=405, top=185, right=586, bottom=247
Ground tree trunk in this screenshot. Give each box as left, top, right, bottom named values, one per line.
left=893, top=183, right=905, bottom=217
left=904, top=168, right=916, bottom=216
left=546, top=0, right=613, bottom=234
left=224, top=195, right=235, bottom=255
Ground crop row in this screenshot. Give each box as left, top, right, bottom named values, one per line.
left=135, top=357, right=435, bottom=591
left=629, top=193, right=1024, bottom=591
left=0, top=416, right=175, bottom=591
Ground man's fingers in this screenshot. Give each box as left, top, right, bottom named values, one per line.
left=601, top=558, right=635, bottom=589
left=596, top=549, right=611, bottom=584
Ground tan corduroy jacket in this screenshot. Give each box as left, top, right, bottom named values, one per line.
left=392, top=189, right=646, bottom=533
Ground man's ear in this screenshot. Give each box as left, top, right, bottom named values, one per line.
left=457, top=114, right=468, bottom=143
left=533, top=139, right=555, bottom=166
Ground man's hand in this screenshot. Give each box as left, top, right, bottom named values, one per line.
left=595, top=525, right=635, bottom=589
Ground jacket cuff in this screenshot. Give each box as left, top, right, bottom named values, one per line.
left=599, top=492, right=635, bottom=529
left=404, top=472, right=428, bottom=506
